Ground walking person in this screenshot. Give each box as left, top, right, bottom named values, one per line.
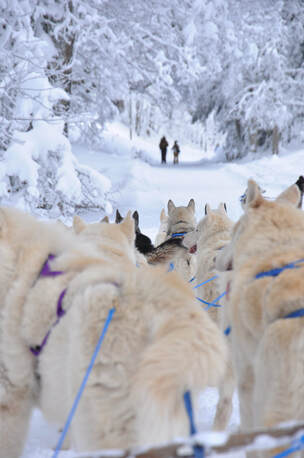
left=159, top=136, right=168, bottom=164
left=172, top=140, right=180, bottom=164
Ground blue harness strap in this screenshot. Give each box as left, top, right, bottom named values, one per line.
left=171, top=232, right=187, bottom=238
left=284, top=308, right=304, bottom=319
left=272, top=434, right=304, bottom=457
left=183, top=391, right=205, bottom=458
left=196, top=291, right=226, bottom=310
left=193, top=275, right=218, bottom=289
left=168, top=262, right=175, bottom=272
left=224, top=326, right=231, bottom=336
left=255, top=259, right=304, bottom=321
left=52, top=307, right=116, bottom=458
left=255, top=258, right=304, bottom=279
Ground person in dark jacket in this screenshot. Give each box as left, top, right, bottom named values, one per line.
left=172, top=140, right=180, bottom=164
left=159, top=136, right=168, bottom=164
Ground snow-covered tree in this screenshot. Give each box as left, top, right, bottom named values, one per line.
left=0, top=0, right=112, bottom=217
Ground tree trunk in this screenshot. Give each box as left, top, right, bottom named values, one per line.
left=42, top=1, right=75, bottom=137
left=272, top=125, right=279, bottom=155
left=135, top=99, right=141, bottom=136
left=129, top=91, right=133, bottom=140
left=249, top=131, right=257, bottom=152
left=235, top=119, right=241, bottom=139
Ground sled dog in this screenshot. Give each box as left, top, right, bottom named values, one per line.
left=183, top=203, right=235, bottom=430
left=116, top=209, right=154, bottom=255
left=166, top=198, right=196, bottom=237
left=0, top=207, right=227, bottom=457
left=216, top=180, right=304, bottom=456
left=183, top=202, right=233, bottom=322
left=164, top=199, right=197, bottom=281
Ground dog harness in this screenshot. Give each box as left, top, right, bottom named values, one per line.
left=171, top=232, right=187, bottom=238
left=255, top=258, right=304, bottom=320
left=30, top=254, right=67, bottom=356
left=256, top=260, right=304, bottom=315
left=224, top=259, right=304, bottom=337
left=169, top=220, right=195, bottom=239
left=255, top=258, right=304, bottom=279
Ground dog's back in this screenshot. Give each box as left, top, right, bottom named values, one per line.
left=217, top=180, right=304, bottom=433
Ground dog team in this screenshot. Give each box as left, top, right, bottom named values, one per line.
left=0, top=175, right=304, bottom=458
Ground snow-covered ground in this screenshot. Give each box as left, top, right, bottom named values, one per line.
left=22, top=123, right=304, bottom=457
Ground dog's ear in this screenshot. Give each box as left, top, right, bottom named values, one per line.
left=120, top=210, right=135, bottom=243
left=205, top=203, right=211, bottom=215
left=115, top=209, right=123, bottom=224
left=245, top=179, right=264, bottom=209
left=73, top=215, right=87, bottom=234
left=132, top=210, right=140, bottom=232
left=160, top=208, right=167, bottom=222
left=167, top=199, right=176, bottom=214
left=187, top=198, right=195, bottom=213
left=100, top=215, right=109, bottom=223
left=276, top=184, right=301, bottom=208
left=295, top=175, right=304, bottom=193
left=218, top=202, right=227, bottom=214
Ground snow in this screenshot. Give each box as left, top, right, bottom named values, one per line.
left=18, top=122, right=304, bottom=457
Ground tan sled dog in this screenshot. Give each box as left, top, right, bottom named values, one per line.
left=0, top=207, right=227, bottom=457
left=165, top=199, right=197, bottom=281
left=183, top=203, right=233, bottom=322
left=166, top=198, right=196, bottom=237
left=216, top=180, right=304, bottom=448
left=183, top=203, right=235, bottom=431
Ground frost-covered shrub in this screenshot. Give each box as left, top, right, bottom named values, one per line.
left=0, top=120, right=112, bottom=217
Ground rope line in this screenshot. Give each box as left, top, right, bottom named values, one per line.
left=52, top=307, right=116, bottom=458
left=196, top=291, right=226, bottom=310
left=183, top=391, right=205, bottom=458
left=272, top=434, right=304, bottom=457
left=193, top=275, right=218, bottom=289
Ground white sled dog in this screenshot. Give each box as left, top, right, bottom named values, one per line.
left=0, top=207, right=228, bottom=457
left=165, top=198, right=197, bottom=281
left=216, top=180, right=304, bottom=457
left=183, top=203, right=235, bottom=431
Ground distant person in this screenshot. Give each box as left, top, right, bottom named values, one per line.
left=172, top=140, right=180, bottom=164
left=159, top=136, right=168, bottom=164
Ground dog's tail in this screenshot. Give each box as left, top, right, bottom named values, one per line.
left=146, top=238, right=187, bottom=265
left=131, top=306, right=228, bottom=447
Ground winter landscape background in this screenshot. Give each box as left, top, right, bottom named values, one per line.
left=2, top=0, right=304, bottom=457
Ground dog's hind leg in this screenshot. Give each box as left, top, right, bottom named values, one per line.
left=237, top=365, right=255, bottom=429
left=213, top=358, right=235, bottom=430
left=0, top=374, right=33, bottom=458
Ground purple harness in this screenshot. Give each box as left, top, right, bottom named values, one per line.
left=30, top=254, right=67, bottom=356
